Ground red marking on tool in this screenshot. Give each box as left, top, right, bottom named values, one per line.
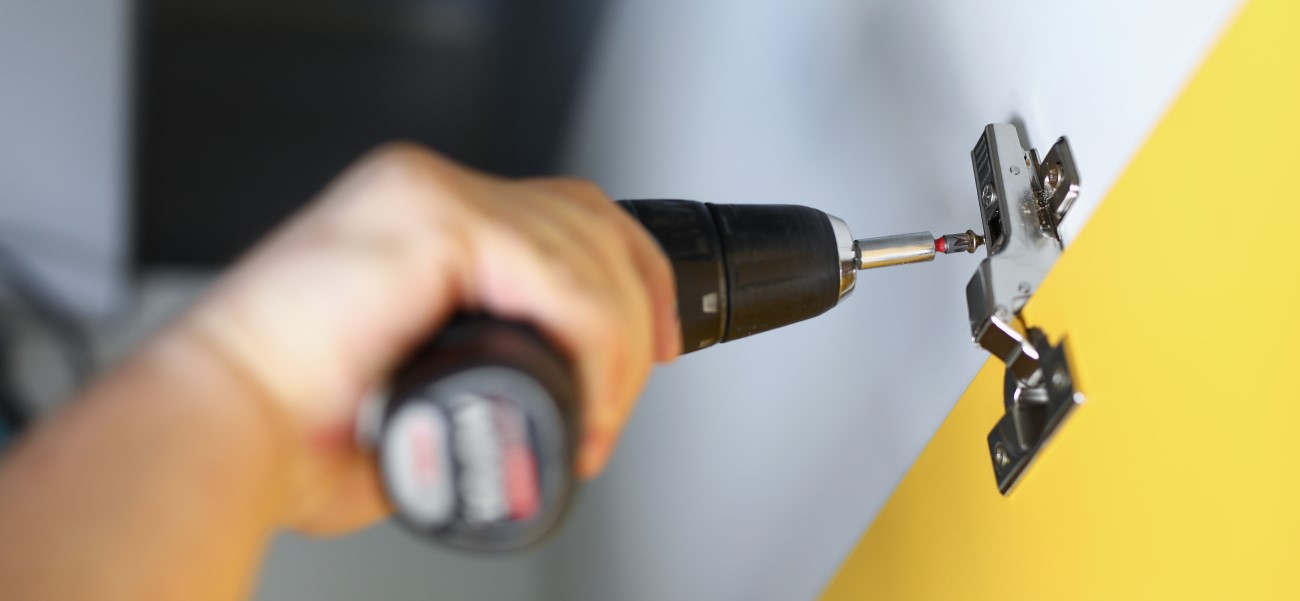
left=934, top=236, right=947, bottom=254
left=503, top=442, right=540, bottom=520
left=409, top=418, right=440, bottom=488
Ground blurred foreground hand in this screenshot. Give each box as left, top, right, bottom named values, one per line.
left=0, top=144, right=678, bottom=601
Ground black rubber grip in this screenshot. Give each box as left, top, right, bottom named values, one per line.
left=707, top=203, right=840, bottom=342
left=618, top=200, right=841, bottom=352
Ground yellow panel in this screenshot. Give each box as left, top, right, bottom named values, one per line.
left=820, top=0, right=1300, bottom=598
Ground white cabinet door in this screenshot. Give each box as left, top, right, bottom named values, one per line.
left=557, top=1, right=1239, bottom=600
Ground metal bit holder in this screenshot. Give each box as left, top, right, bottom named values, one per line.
left=964, top=123, right=1083, bottom=494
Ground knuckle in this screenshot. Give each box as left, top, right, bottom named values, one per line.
left=580, top=311, right=628, bottom=373
left=587, top=220, right=629, bottom=255
left=555, top=177, right=605, bottom=200
left=541, top=177, right=608, bottom=208
left=583, top=300, right=624, bottom=342
left=360, top=142, right=451, bottom=192
left=366, top=141, right=436, bottom=171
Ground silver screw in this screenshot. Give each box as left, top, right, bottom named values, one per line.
left=993, top=443, right=1010, bottom=468
left=1044, top=163, right=1063, bottom=191
left=1018, top=281, right=1032, bottom=294
left=1010, top=165, right=1021, bottom=175
left=981, top=183, right=996, bottom=207
left=1051, top=367, right=1070, bottom=390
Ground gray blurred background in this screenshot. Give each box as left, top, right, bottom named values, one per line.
left=0, top=0, right=1236, bottom=599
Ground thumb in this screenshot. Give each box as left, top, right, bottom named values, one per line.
left=178, top=145, right=469, bottom=531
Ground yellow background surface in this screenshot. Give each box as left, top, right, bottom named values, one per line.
left=820, top=0, right=1300, bottom=597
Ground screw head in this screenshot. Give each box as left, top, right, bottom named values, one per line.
left=993, top=443, right=1010, bottom=468
left=1051, top=367, right=1070, bottom=390
left=1044, top=163, right=1063, bottom=191
left=1010, top=165, right=1021, bottom=175
left=981, top=184, right=996, bottom=207
left=1018, top=281, right=1033, bottom=294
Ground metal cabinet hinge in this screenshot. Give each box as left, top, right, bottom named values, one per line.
left=965, top=123, right=1084, bottom=494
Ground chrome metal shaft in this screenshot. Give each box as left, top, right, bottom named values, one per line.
left=853, top=232, right=936, bottom=270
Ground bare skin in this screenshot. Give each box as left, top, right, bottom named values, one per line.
left=0, top=143, right=679, bottom=601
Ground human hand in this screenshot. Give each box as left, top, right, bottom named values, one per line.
left=171, top=143, right=679, bottom=534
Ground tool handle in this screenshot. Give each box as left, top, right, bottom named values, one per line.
left=379, top=316, right=577, bottom=551
left=377, top=200, right=842, bottom=551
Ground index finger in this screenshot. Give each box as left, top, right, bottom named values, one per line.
left=519, top=179, right=681, bottom=362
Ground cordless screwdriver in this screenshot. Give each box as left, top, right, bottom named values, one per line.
left=371, top=199, right=981, bottom=552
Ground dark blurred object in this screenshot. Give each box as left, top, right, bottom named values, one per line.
left=0, top=241, right=93, bottom=442
left=134, top=0, right=607, bottom=267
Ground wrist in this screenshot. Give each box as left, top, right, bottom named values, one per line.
left=0, top=325, right=296, bottom=600
left=116, top=326, right=300, bottom=533
left=167, top=307, right=380, bottom=534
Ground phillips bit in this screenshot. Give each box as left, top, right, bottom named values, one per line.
left=853, top=229, right=984, bottom=270
left=935, top=230, right=985, bottom=255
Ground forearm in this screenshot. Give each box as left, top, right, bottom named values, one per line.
left=0, top=331, right=291, bottom=601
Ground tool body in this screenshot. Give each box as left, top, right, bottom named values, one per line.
left=375, top=199, right=976, bottom=551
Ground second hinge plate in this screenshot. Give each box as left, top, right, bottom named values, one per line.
left=987, top=329, right=1083, bottom=494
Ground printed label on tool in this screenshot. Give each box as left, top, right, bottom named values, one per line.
left=450, top=394, right=542, bottom=525
left=383, top=402, right=454, bottom=527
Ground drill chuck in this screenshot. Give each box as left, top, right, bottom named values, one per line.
left=619, top=200, right=853, bottom=352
